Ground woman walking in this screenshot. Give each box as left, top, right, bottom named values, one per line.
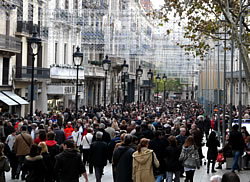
left=132, top=138, right=159, bottom=182
left=206, top=131, right=220, bottom=173
left=0, top=142, right=10, bottom=182
left=179, top=136, right=200, bottom=182
left=164, top=136, right=182, bottom=182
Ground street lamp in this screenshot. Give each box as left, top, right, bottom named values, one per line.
left=156, top=74, right=161, bottom=104
left=162, top=73, right=167, bottom=104
left=102, top=55, right=111, bottom=107
left=73, top=46, right=83, bottom=118
left=121, top=60, right=128, bottom=107
left=28, top=31, right=41, bottom=118
left=136, top=65, right=143, bottom=110
left=147, top=69, right=153, bottom=103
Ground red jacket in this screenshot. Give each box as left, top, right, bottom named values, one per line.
left=64, top=126, right=74, bottom=139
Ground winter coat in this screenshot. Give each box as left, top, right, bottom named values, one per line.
left=45, top=140, right=59, bottom=165
left=64, top=126, right=74, bottom=139
left=179, top=145, right=200, bottom=169
left=23, top=155, right=47, bottom=182
left=54, top=149, right=86, bottom=181
left=54, top=128, right=66, bottom=145
left=206, top=138, right=220, bottom=160
left=149, top=138, right=167, bottom=174
left=41, top=152, right=53, bottom=182
left=164, top=145, right=182, bottom=172
left=132, top=147, right=159, bottom=182
left=14, top=132, right=33, bottom=156
left=90, top=140, right=108, bottom=167
left=0, top=155, right=10, bottom=182
left=113, top=145, right=135, bottom=182
left=229, top=131, right=245, bottom=153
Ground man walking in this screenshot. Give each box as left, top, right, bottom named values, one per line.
left=13, top=125, right=33, bottom=180
left=90, top=131, right=108, bottom=182
left=54, top=139, right=88, bottom=182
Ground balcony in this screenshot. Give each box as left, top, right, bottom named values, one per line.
left=15, top=66, right=50, bottom=79
left=50, top=64, right=84, bottom=80
left=16, top=21, right=30, bottom=35
left=85, top=65, right=105, bottom=78
left=0, top=34, right=21, bottom=54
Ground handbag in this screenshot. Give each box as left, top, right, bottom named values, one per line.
left=216, top=153, right=224, bottom=162
left=152, top=152, right=160, bottom=176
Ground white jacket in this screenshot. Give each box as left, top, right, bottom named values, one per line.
left=81, top=133, right=93, bottom=149
left=71, top=131, right=82, bottom=147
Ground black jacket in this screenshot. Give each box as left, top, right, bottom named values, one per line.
left=54, top=149, right=86, bottom=181
left=23, top=155, right=47, bottom=182
left=229, top=131, right=245, bottom=153
left=164, top=145, right=182, bottom=172
left=41, top=152, right=53, bottom=182
left=149, top=138, right=167, bottom=174
left=113, top=146, right=135, bottom=182
left=90, top=140, right=108, bottom=167
left=206, top=139, right=220, bottom=160
left=54, top=129, right=66, bottom=145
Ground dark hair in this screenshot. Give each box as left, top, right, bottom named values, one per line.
left=39, top=129, right=47, bottom=141
left=137, top=138, right=149, bottom=153
left=154, top=131, right=162, bottom=139
left=168, top=135, right=177, bottom=147
left=232, top=124, right=239, bottom=131
left=64, top=139, right=74, bottom=149
left=208, top=131, right=217, bottom=142
left=135, top=125, right=142, bottom=132
left=0, top=142, right=4, bottom=157
left=21, top=125, right=27, bottom=131
left=124, top=134, right=133, bottom=146
left=47, top=131, right=55, bottom=140
left=30, top=144, right=41, bottom=157
left=221, top=172, right=240, bottom=182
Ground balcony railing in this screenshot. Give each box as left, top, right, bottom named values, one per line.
left=15, top=66, right=50, bottom=79
left=16, top=21, right=30, bottom=35
left=0, top=34, right=21, bottom=53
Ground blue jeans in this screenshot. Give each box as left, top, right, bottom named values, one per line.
left=155, top=174, right=163, bottom=182
left=232, top=150, right=240, bottom=172
left=166, top=171, right=180, bottom=182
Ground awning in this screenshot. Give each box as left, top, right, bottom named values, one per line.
left=0, top=93, right=18, bottom=106
left=2, top=91, right=29, bottom=105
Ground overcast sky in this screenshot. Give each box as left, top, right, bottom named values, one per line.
left=151, top=0, right=165, bottom=9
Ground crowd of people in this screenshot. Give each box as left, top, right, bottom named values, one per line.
left=0, top=100, right=249, bottom=182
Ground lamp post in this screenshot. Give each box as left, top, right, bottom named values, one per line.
left=147, top=69, right=153, bottom=104
left=156, top=74, right=161, bottom=104
left=28, top=31, right=41, bottom=118
left=73, top=47, right=83, bottom=118
left=122, top=60, right=128, bottom=107
left=136, top=65, right=143, bottom=110
left=162, top=73, right=167, bottom=104
left=102, top=55, right=111, bottom=108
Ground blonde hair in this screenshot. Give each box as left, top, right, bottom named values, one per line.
left=39, top=142, right=48, bottom=153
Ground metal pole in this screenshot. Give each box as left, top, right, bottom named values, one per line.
left=30, top=54, right=35, bottom=118
left=222, top=27, right=227, bottom=146
left=157, top=81, right=159, bottom=104
left=164, top=81, right=166, bottom=104
left=205, top=55, right=208, bottom=116
left=123, top=73, right=126, bottom=107
left=138, top=76, right=140, bottom=110
left=229, top=30, right=234, bottom=131
left=148, top=80, right=151, bottom=103
left=104, top=70, right=107, bottom=107
left=239, top=0, right=243, bottom=130
left=76, top=65, right=79, bottom=118
left=217, top=42, right=221, bottom=139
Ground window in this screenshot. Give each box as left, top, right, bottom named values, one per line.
left=56, top=0, right=59, bottom=8
left=65, top=0, right=69, bottom=9
left=64, top=43, right=67, bottom=64
left=55, top=43, right=58, bottom=64
left=74, top=0, right=78, bottom=10
left=2, top=58, right=9, bottom=85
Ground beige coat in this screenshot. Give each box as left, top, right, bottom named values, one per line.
left=132, top=147, right=159, bottom=182
left=14, top=132, right=33, bottom=156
